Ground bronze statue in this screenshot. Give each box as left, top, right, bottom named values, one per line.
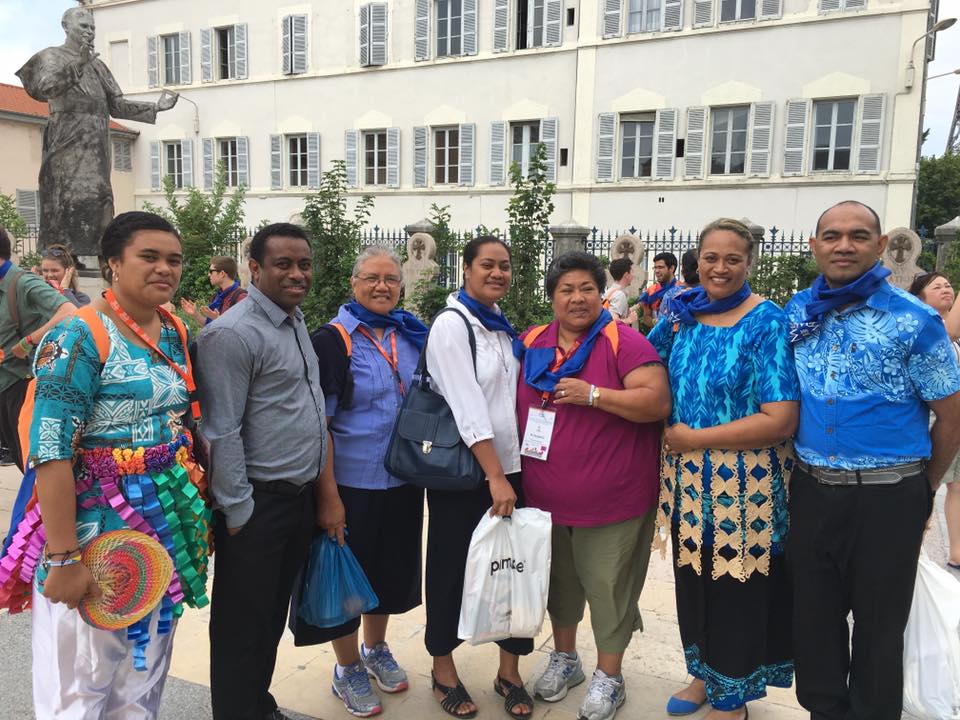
left=16, top=7, right=178, bottom=258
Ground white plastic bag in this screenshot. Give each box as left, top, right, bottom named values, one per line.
left=457, top=507, right=552, bottom=645
left=902, top=550, right=960, bottom=720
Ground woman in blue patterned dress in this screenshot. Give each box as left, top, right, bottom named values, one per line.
left=648, top=219, right=799, bottom=720
left=0, top=212, right=210, bottom=719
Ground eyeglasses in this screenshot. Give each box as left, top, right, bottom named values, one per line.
left=43, top=248, right=67, bottom=258
left=354, top=274, right=401, bottom=288
left=208, top=268, right=219, bottom=274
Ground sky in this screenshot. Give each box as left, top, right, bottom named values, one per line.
left=0, top=0, right=958, bottom=156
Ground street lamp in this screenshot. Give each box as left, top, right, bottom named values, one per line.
left=905, top=17, right=957, bottom=89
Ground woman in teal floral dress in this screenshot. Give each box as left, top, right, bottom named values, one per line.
left=649, top=219, right=799, bottom=720
left=0, top=212, right=210, bottom=719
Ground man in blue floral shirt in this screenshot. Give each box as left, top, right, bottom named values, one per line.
left=785, top=200, right=960, bottom=720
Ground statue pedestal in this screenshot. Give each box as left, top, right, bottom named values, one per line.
left=883, top=227, right=924, bottom=289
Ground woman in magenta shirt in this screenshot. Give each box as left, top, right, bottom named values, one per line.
left=518, top=251, right=670, bottom=720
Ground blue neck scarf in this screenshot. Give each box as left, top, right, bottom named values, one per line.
left=0, top=260, right=12, bottom=281
left=523, top=309, right=615, bottom=394
left=667, top=282, right=752, bottom=326
left=789, top=262, right=891, bottom=343
left=209, top=280, right=240, bottom=313
left=639, top=278, right=677, bottom=306
left=345, top=301, right=429, bottom=350
left=456, top=288, right=524, bottom=357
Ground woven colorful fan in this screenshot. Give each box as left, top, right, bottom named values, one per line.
left=78, top=529, right=174, bottom=631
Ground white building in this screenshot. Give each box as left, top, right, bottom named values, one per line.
left=86, top=0, right=939, bottom=234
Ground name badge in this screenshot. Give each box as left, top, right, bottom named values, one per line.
left=521, top=407, right=556, bottom=461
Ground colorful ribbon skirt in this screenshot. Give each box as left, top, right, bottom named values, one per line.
left=0, top=434, right=211, bottom=669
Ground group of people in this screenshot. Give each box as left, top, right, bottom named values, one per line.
left=0, top=198, right=956, bottom=720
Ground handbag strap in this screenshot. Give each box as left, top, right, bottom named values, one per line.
left=414, top=307, right=478, bottom=385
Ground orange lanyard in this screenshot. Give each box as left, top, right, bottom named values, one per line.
left=356, top=326, right=405, bottom=396
left=105, top=289, right=201, bottom=421
left=540, top=340, right=581, bottom=407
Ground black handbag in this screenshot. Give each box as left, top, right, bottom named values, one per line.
left=384, top=308, right=486, bottom=491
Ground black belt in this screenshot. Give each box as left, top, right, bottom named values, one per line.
left=796, top=460, right=925, bottom=486
left=250, top=479, right=313, bottom=496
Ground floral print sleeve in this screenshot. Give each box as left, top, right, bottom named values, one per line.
left=29, top=317, right=102, bottom=465
left=647, top=318, right=675, bottom=363
left=906, top=314, right=960, bottom=402
left=751, top=311, right=800, bottom=405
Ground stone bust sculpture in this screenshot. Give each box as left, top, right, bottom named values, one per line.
left=16, top=7, right=179, bottom=258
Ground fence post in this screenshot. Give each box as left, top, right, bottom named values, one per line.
left=549, top=220, right=590, bottom=257
left=934, top=216, right=960, bottom=271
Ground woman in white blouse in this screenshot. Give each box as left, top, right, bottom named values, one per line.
left=424, top=236, right=534, bottom=719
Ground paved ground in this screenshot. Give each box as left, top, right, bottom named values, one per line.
left=0, top=463, right=954, bottom=719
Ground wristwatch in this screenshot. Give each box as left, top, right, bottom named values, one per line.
left=590, top=385, right=601, bottom=407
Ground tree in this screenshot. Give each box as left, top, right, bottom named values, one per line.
left=0, top=193, right=28, bottom=240
left=916, top=153, right=960, bottom=233
left=500, top=144, right=555, bottom=329
left=299, top=160, right=374, bottom=328
left=749, top=254, right=819, bottom=308
left=144, top=165, right=246, bottom=306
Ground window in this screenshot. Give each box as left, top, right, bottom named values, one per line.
left=620, top=115, right=655, bottom=178
left=162, top=34, right=181, bottom=84
left=434, top=127, right=460, bottom=184
left=628, top=0, right=662, bottom=32
left=113, top=140, right=132, bottom=172
left=710, top=106, right=749, bottom=175
left=282, top=15, right=307, bottom=74
left=164, top=142, right=183, bottom=188
left=365, top=131, right=388, bottom=185
left=813, top=99, right=855, bottom=171
left=219, top=138, right=239, bottom=186
left=288, top=135, right=308, bottom=187
left=217, top=27, right=236, bottom=80
left=720, top=0, right=756, bottom=21
left=511, top=122, right=540, bottom=176
left=516, top=0, right=546, bottom=49
left=437, top=0, right=462, bottom=56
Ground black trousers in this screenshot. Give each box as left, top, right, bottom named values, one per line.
left=210, top=483, right=315, bottom=720
left=788, top=467, right=933, bottom=720
left=425, top=473, right=534, bottom=658
left=0, top=378, right=28, bottom=471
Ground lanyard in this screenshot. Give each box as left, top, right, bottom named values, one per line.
left=540, top=340, right=581, bottom=408
left=105, top=289, right=201, bottom=421
left=355, top=326, right=405, bottom=396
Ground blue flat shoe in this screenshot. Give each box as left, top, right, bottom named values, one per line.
left=666, top=695, right=706, bottom=716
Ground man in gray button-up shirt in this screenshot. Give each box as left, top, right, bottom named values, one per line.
left=196, top=223, right=327, bottom=720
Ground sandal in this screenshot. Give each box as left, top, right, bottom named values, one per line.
left=494, top=675, right=535, bottom=718
left=432, top=671, right=478, bottom=719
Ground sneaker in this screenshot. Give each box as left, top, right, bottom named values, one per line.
left=332, top=661, right=382, bottom=717
left=577, top=669, right=626, bottom=720
left=534, top=650, right=585, bottom=702
left=0, top=449, right=14, bottom=467
left=362, top=642, right=409, bottom=693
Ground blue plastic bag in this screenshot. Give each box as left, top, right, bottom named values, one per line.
left=298, top=534, right=379, bottom=628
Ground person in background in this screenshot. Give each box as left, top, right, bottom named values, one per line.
left=603, top=258, right=638, bottom=325
left=680, top=249, right=700, bottom=287
left=520, top=251, right=670, bottom=720
left=181, top=255, right=247, bottom=325
left=786, top=201, right=960, bottom=720
left=0, top=227, right=76, bottom=471
left=423, top=236, right=534, bottom=719
left=40, top=244, right=90, bottom=306
left=908, top=271, right=960, bottom=571
left=649, top=219, right=798, bottom=719
left=197, top=223, right=327, bottom=720
left=304, top=246, right=427, bottom=717
left=638, top=252, right=679, bottom=328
